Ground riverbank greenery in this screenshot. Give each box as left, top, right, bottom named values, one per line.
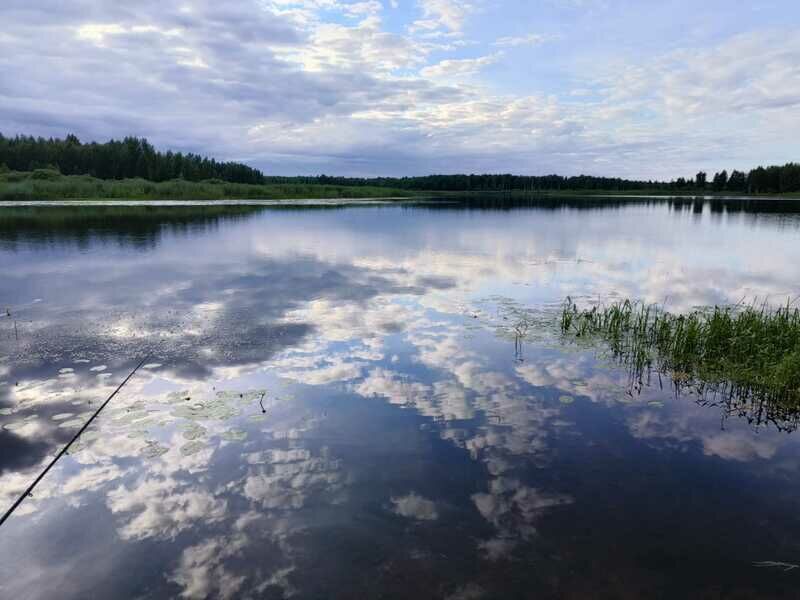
left=561, top=299, right=800, bottom=426
left=2, top=133, right=799, bottom=196
left=3, top=169, right=796, bottom=202
left=0, top=169, right=416, bottom=201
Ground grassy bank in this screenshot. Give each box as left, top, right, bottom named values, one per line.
left=0, top=169, right=418, bottom=201
left=5, top=170, right=798, bottom=202
left=561, top=299, right=800, bottom=423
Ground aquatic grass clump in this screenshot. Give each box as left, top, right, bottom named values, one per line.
left=561, top=298, right=800, bottom=428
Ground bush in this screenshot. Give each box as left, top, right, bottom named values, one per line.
left=3, top=171, right=28, bottom=183
left=31, top=168, right=62, bottom=180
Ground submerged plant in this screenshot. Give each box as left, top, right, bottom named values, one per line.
left=561, top=297, right=800, bottom=431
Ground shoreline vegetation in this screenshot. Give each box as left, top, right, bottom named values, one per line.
left=1, top=133, right=799, bottom=201
left=561, top=299, right=800, bottom=430
left=0, top=170, right=418, bottom=201
left=2, top=169, right=799, bottom=202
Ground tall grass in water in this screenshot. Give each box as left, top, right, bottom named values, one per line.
left=561, top=298, right=800, bottom=430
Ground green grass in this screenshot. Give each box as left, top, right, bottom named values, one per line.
left=5, top=170, right=798, bottom=202
left=561, top=298, right=800, bottom=426
left=0, top=169, right=419, bottom=201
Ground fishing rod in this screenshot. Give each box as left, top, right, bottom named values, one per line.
left=0, top=355, right=150, bottom=528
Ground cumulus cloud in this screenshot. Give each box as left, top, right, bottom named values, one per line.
left=107, top=475, right=228, bottom=540
left=168, top=534, right=248, bottom=599
left=421, top=53, right=502, bottom=80
left=2, top=1, right=797, bottom=177
left=414, top=0, right=473, bottom=33
left=242, top=453, right=345, bottom=510
left=391, top=492, right=439, bottom=520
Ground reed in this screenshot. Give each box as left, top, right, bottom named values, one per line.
left=561, top=298, right=800, bottom=420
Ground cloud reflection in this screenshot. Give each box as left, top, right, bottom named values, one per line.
left=3, top=203, right=800, bottom=597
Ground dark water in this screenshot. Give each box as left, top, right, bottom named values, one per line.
left=1, top=199, right=800, bottom=599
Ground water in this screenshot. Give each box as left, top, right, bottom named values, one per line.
left=1, top=198, right=800, bottom=598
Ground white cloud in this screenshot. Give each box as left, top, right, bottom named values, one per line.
left=242, top=454, right=344, bottom=510
left=107, top=475, right=228, bottom=540
left=414, top=0, right=473, bottom=32
left=168, top=534, right=248, bottom=599
left=421, top=53, right=501, bottom=79
left=391, top=492, right=439, bottom=520
left=3, top=1, right=797, bottom=177
left=703, top=431, right=778, bottom=462
left=494, top=33, right=553, bottom=47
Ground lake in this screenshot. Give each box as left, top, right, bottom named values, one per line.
left=1, top=198, right=800, bottom=599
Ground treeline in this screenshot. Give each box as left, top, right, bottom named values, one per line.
left=670, top=167, right=800, bottom=194
left=1, top=133, right=798, bottom=194
left=268, top=167, right=800, bottom=194
left=0, top=134, right=265, bottom=184
left=262, top=173, right=661, bottom=192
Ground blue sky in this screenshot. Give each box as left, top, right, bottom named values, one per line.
left=1, top=1, right=798, bottom=178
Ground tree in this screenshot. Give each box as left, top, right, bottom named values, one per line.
left=748, top=167, right=766, bottom=193
left=727, top=170, right=747, bottom=192
left=0, top=133, right=266, bottom=184
left=695, top=172, right=707, bottom=188
left=712, top=170, right=728, bottom=191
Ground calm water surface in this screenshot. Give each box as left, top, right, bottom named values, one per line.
left=1, top=199, right=800, bottom=599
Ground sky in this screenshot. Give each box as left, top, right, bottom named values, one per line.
left=1, top=0, right=798, bottom=178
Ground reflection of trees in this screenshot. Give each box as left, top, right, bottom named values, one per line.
left=418, top=196, right=800, bottom=226
left=0, top=205, right=266, bottom=249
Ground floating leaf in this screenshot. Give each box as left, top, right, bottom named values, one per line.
left=220, top=428, right=247, bottom=442
left=141, top=440, right=169, bottom=459
left=181, top=423, right=207, bottom=440
left=180, top=440, right=208, bottom=456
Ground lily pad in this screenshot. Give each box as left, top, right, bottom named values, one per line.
left=220, top=428, right=247, bottom=442
left=141, top=440, right=169, bottom=459
left=180, top=440, right=208, bottom=456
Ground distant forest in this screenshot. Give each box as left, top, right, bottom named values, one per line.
left=275, top=168, right=800, bottom=194
left=0, top=133, right=265, bottom=184
left=1, top=133, right=798, bottom=194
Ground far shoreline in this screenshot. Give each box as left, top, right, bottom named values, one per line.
left=2, top=191, right=799, bottom=206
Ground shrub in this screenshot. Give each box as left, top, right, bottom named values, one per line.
left=31, top=168, right=62, bottom=180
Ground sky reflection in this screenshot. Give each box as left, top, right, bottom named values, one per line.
left=1, top=201, right=800, bottom=598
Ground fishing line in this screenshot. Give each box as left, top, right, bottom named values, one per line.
left=0, top=355, right=150, bottom=528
